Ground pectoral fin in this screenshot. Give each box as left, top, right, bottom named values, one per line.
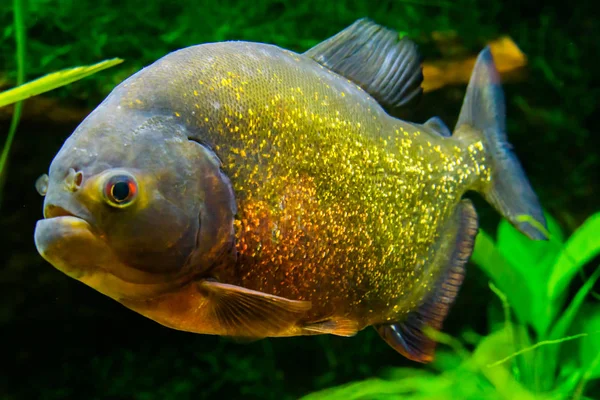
left=198, top=281, right=312, bottom=338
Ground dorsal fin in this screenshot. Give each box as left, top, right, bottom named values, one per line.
left=304, top=18, right=423, bottom=110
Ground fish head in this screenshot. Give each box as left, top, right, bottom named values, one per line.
left=34, top=105, right=236, bottom=300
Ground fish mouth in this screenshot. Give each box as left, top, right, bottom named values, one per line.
left=34, top=206, right=180, bottom=300
left=35, top=204, right=94, bottom=280
left=35, top=204, right=175, bottom=288
left=43, top=204, right=80, bottom=220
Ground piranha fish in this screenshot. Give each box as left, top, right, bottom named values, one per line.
left=34, top=19, right=546, bottom=363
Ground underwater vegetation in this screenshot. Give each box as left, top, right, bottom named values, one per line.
left=0, top=0, right=122, bottom=200
left=303, top=213, right=600, bottom=399
left=1, top=0, right=599, bottom=400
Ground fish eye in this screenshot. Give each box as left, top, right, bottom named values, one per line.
left=103, top=174, right=138, bottom=208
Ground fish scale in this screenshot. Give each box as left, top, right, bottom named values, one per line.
left=114, top=41, right=490, bottom=324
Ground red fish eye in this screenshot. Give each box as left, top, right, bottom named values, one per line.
left=104, top=175, right=138, bottom=207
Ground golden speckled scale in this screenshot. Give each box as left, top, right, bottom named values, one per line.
left=119, top=41, right=490, bottom=327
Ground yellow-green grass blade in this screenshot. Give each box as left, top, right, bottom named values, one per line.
left=0, top=58, right=123, bottom=108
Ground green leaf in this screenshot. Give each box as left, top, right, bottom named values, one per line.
left=495, top=214, right=564, bottom=336
left=547, top=212, right=600, bottom=303
left=430, top=350, right=463, bottom=373
left=554, top=367, right=583, bottom=399
left=537, top=265, right=600, bottom=393
left=580, top=305, right=600, bottom=380
left=469, top=328, right=538, bottom=400
left=471, top=230, right=534, bottom=328
left=299, top=375, right=439, bottom=400
left=497, top=213, right=564, bottom=275
left=550, top=265, right=600, bottom=343
left=0, top=58, right=123, bottom=108
left=487, top=282, right=537, bottom=389
left=511, top=323, right=535, bottom=389
left=300, top=360, right=497, bottom=400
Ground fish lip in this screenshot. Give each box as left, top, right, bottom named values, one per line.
left=34, top=216, right=176, bottom=290
left=34, top=215, right=95, bottom=280
left=35, top=215, right=92, bottom=240
left=43, top=204, right=79, bottom=219
left=37, top=215, right=88, bottom=225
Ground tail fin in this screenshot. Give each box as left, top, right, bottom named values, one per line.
left=455, top=47, right=547, bottom=240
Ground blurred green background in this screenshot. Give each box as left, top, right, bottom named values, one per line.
left=1, top=0, right=599, bottom=399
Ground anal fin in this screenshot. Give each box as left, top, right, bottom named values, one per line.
left=301, top=317, right=360, bottom=337
left=375, top=199, right=479, bottom=363
left=198, top=281, right=312, bottom=338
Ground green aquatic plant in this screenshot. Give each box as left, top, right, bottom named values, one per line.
left=302, top=212, right=600, bottom=400
left=1, top=0, right=26, bottom=202
left=0, top=58, right=123, bottom=109
left=0, top=57, right=123, bottom=200
left=474, top=213, right=600, bottom=395
left=0, top=55, right=122, bottom=177
left=0, top=0, right=123, bottom=203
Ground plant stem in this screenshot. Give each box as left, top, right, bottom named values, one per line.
left=0, top=0, right=26, bottom=200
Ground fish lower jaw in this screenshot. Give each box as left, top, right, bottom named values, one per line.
left=34, top=216, right=92, bottom=258
left=34, top=216, right=186, bottom=301
left=34, top=216, right=96, bottom=278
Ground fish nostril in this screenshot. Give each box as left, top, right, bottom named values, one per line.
left=65, top=168, right=84, bottom=192
left=74, top=171, right=83, bottom=187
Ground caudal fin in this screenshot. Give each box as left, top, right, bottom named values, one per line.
left=455, top=47, right=547, bottom=240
